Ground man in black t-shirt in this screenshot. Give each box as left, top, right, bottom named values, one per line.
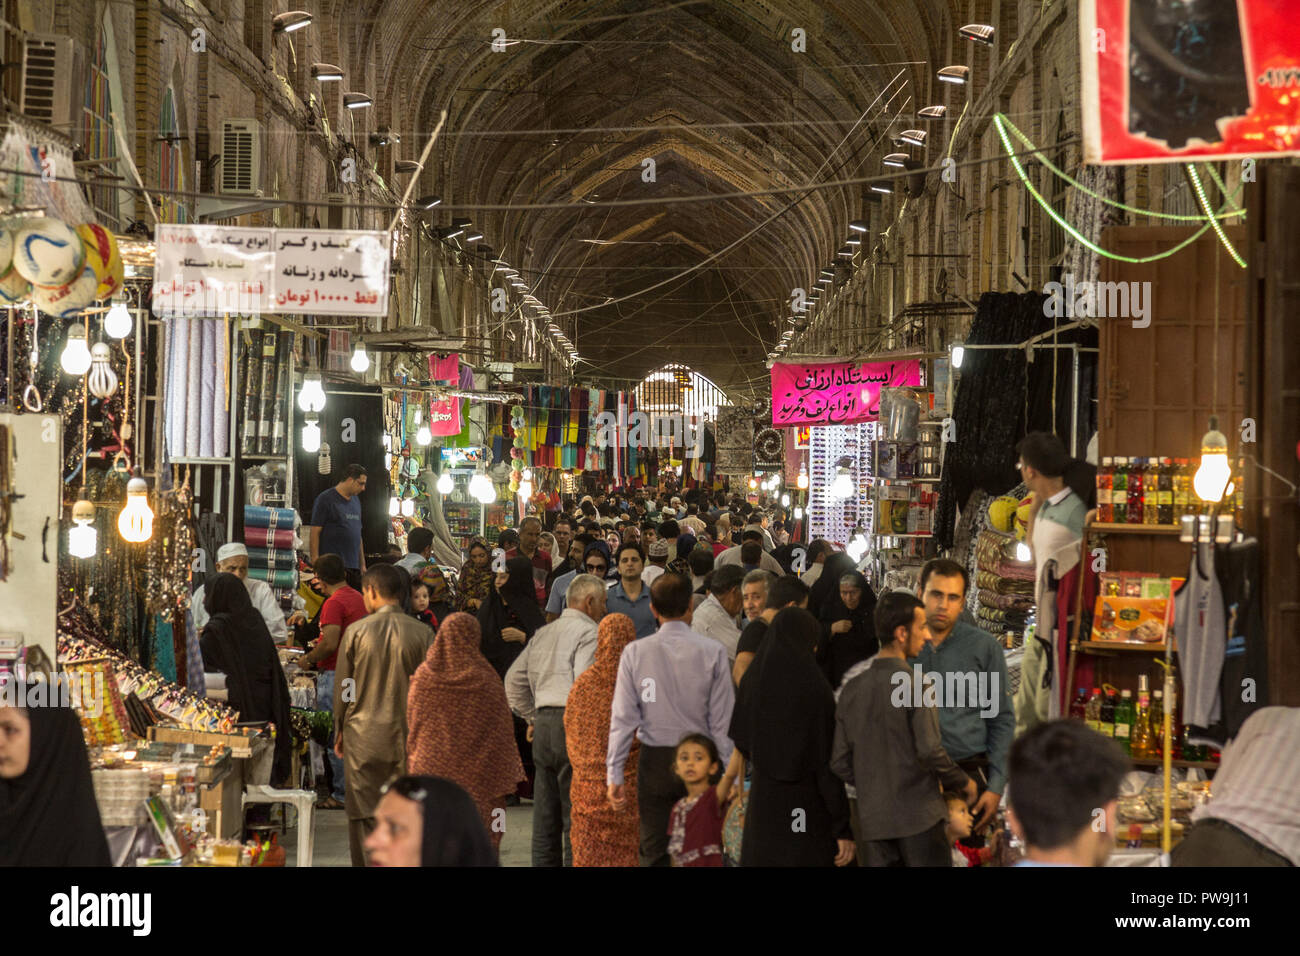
left=732, top=575, right=811, bottom=685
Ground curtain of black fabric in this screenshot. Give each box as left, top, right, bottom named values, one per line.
left=934, top=292, right=1097, bottom=549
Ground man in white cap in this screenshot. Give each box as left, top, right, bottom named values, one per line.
left=192, top=543, right=290, bottom=643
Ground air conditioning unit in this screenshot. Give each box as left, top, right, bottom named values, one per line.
left=21, top=35, right=87, bottom=134
left=220, top=119, right=264, bottom=195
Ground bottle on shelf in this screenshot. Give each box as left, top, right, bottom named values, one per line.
left=1085, top=687, right=1103, bottom=733
left=1178, top=459, right=1196, bottom=517
left=1127, top=458, right=1145, bottom=524
left=1157, top=458, right=1174, bottom=525
left=1111, top=457, right=1129, bottom=524
left=1096, top=457, right=1113, bottom=523
left=1114, top=689, right=1135, bottom=753
left=1150, top=688, right=1164, bottom=757
left=1143, top=458, right=1160, bottom=524
left=1131, top=675, right=1154, bottom=758
left=1099, top=687, right=1116, bottom=739
left=1069, top=688, right=1089, bottom=722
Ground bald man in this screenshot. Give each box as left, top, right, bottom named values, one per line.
left=192, top=543, right=290, bottom=643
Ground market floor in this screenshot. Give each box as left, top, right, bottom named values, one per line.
left=283, top=801, right=535, bottom=867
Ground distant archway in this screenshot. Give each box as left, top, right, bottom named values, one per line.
left=634, top=364, right=730, bottom=422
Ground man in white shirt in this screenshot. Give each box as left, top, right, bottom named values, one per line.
left=641, top=538, right=668, bottom=587
left=192, top=543, right=289, bottom=643
left=717, top=530, right=784, bottom=574
left=800, top=539, right=834, bottom=587
left=506, top=574, right=607, bottom=867
left=691, top=564, right=745, bottom=662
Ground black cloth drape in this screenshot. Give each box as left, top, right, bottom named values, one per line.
left=729, top=607, right=849, bottom=866
left=200, top=573, right=293, bottom=787
left=935, top=292, right=1097, bottom=549
left=816, top=570, right=878, bottom=688
left=476, top=556, right=545, bottom=678
left=0, top=682, right=111, bottom=866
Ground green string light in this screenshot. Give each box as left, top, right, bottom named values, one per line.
left=1186, top=163, right=1247, bottom=268
left=993, top=113, right=1231, bottom=265
left=996, top=113, right=1244, bottom=223
left=1205, top=161, right=1244, bottom=215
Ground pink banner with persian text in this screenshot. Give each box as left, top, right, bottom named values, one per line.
left=770, top=359, right=922, bottom=427
left=428, top=353, right=462, bottom=437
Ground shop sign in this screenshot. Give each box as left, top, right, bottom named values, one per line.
left=1081, top=0, right=1300, bottom=164
left=152, top=225, right=390, bottom=315
left=770, top=359, right=921, bottom=427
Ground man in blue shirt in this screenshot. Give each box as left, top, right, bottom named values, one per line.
left=311, top=464, right=367, bottom=581
left=910, top=558, right=1015, bottom=838
left=606, top=542, right=657, bottom=638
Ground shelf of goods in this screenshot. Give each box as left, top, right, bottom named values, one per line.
left=807, top=421, right=872, bottom=548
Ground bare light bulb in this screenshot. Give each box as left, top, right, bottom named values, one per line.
left=416, top=425, right=432, bottom=446
left=350, top=342, right=370, bottom=373
left=60, top=323, right=92, bottom=376
left=830, top=467, right=854, bottom=499
left=437, top=472, right=454, bottom=494
left=104, top=301, right=133, bottom=339
left=1193, top=418, right=1232, bottom=504
left=298, top=375, right=326, bottom=412
left=302, top=418, right=321, bottom=452
left=388, top=495, right=400, bottom=516
left=87, top=343, right=118, bottom=399
left=68, top=499, right=97, bottom=558
left=117, top=477, right=154, bottom=543
left=400, top=497, right=415, bottom=517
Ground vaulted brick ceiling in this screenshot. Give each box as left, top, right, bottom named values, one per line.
left=353, top=1, right=961, bottom=396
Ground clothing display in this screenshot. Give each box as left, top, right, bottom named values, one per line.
left=164, top=318, right=231, bottom=460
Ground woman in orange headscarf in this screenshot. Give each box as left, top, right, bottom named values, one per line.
left=406, top=612, right=525, bottom=851
left=564, top=613, right=640, bottom=866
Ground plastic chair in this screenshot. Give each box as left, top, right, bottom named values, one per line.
left=242, top=786, right=315, bottom=866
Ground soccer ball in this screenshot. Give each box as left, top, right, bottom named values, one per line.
left=13, top=219, right=84, bottom=287
left=0, top=265, right=31, bottom=304
left=31, top=262, right=99, bottom=317
left=76, top=222, right=124, bottom=300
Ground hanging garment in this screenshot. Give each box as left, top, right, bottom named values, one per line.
left=1217, top=538, right=1268, bottom=740
left=1174, top=542, right=1226, bottom=730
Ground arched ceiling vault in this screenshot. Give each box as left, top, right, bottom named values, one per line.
left=346, top=1, right=961, bottom=395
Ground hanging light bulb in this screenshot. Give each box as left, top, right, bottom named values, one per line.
left=400, top=497, right=415, bottom=517
left=350, top=340, right=370, bottom=373
left=780, top=493, right=790, bottom=507
left=794, top=505, right=804, bottom=520
left=437, top=471, right=454, bottom=494
left=416, top=425, right=432, bottom=446
left=104, top=300, right=133, bottom=339
left=748, top=476, right=758, bottom=491
left=847, top=530, right=869, bottom=562
left=298, top=375, right=326, bottom=412
left=117, top=476, right=154, bottom=543
left=469, top=469, right=496, bottom=504
left=302, top=414, right=322, bottom=452
left=388, top=495, right=400, bottom=516
left=951, top=342, right=965, bottom=369
left=518, top=478, right=533, bottom=499
left=1193, top=417, right=1232, bottom=503
left=797, top=462, right=809, bottom=490
left=830, top=458, right=855, bottom=499
left=87, top=343, right=119, bottom=399
left=60, top=323, right=92, bottom=376
left=68, top=499, right=97, bottom=558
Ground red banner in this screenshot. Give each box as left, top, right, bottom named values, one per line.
left=427, top=352, right=461, bottom=437
left=770, top=359, right=921, bottom=427
left=1081, top=0, right=1300, bottom=164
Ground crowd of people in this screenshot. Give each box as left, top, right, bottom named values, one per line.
left=3, top=437, right=1296, bottom=870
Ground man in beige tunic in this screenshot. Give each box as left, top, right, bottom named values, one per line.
left=334, top=563, right=433, bottom=865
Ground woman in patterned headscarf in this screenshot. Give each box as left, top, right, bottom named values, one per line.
left=457, top=539, right=494, bottom=612
left=564, top=613, right=640, bottom=867
left=406, top=612, right=525, bottom=852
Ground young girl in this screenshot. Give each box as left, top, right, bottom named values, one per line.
left=945, top=791, right=1000, bottom=867
left=410, top=579, right=437, bottom=628
left=667, top=733, right=742, bottom=867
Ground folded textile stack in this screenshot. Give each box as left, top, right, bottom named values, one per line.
left=974, top=528, right=1035, bottom=637
left=244, top=506, right=299, bottom=588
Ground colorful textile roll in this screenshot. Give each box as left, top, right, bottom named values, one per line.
left=185, top=319, right=203, bottom=457
left=240, top=327, right=263, bottom=456
left=255, top=331, right=278, bottom=454
left=244, top=525, right=296, bottom=549
left=199, top=318, right=216, bottom=458
left=271, top=330, right=292, bottom=455
left=247, top=546, right=297, bottom=571
left=244, top=505, right=298, bottom=530
left=246, top=566, right=298, bottom=589
left=164, top=318, right=188, bottom=459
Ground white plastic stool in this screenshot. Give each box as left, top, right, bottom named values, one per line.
left=243, top=786, right=316, bottom=866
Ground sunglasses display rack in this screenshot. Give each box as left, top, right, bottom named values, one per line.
left=807, top=422, right=874, bottom=550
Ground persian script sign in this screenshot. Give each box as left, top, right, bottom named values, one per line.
left=770, top=359, right=921, bottom=426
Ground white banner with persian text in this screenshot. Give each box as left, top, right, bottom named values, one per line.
left=152, top=224, right=389, bottom=316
